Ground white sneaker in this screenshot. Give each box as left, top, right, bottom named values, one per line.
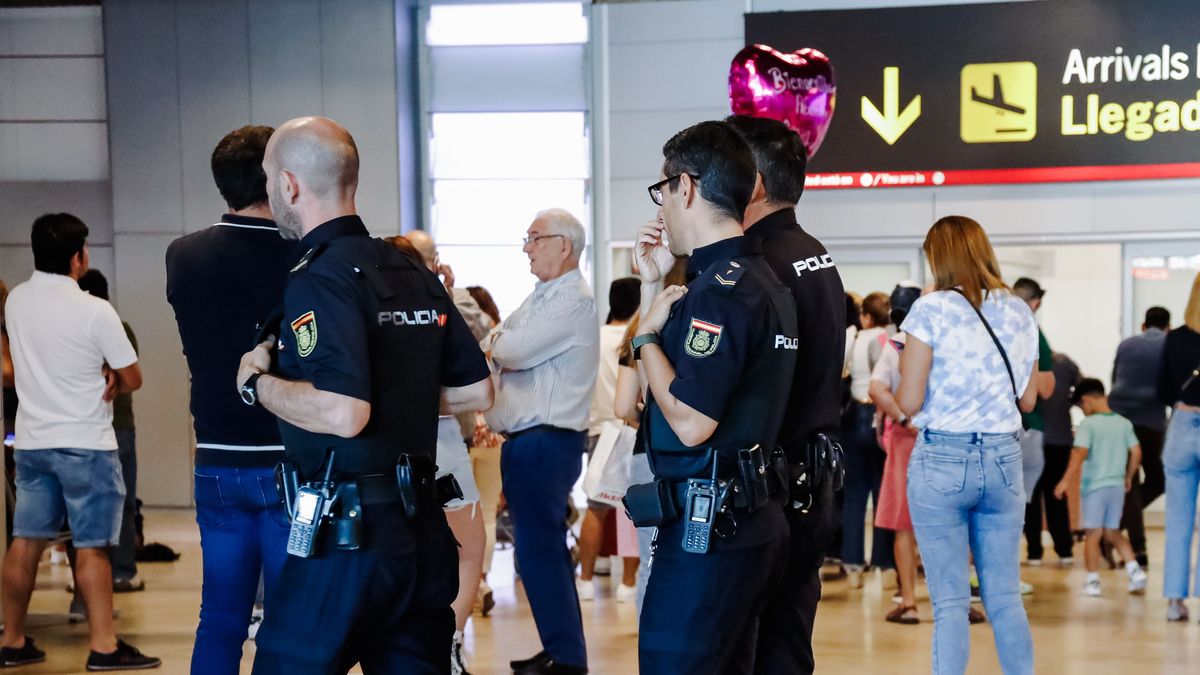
left=1084, top=578, right=1102, bottom=597
left=1019, top=581, right=1034, bottom=595
left=615, top=583, right=637, bottom=604
left=1128, top=566, right=1148, bottom=594
left=1058, top=557, right=1075, bottom=568
left=451, top=631, right=471, bottom=675
left=575, top=577, right=595, bottom=601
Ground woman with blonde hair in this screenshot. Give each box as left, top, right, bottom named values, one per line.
left=1156, top=271, right=1200, bottom=622
left=896, top=216, right=1039, bottom=674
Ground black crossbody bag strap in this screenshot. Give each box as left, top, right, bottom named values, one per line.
left=949, top=288, right=1021, bottom=413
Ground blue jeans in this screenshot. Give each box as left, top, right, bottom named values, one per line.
left=1163, top=410, right=1200, bottom=599
left=501, top=427, right=587, bottom=668
left=192, top=465, right=290, bottom=675
left=908, top=431, right=1033, bottom=675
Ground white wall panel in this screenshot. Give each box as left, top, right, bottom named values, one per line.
left=608, top=108, right=726, bottom=180
left=177, top=0, right=252, bottom=231
left=0, top=122, right=107, bottom=181
left=430, top=45, right=586, bottom=112
left=608, top=40, right=739, bottom=113
left=0, top=7, right=103, bottom=56
left=0, top=58, right=105, bottom=120
left=248, top=0, right=323, bottom=124
left=0, top=181, right=113, bottom=245
left=606, top=0, right=742, bottom=44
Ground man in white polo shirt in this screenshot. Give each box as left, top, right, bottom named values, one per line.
left=0, top=213, right=160, bottom=671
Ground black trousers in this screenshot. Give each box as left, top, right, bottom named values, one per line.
left=753, top=474, right=838, bottom=675
left=1023, top=443, right=1075, bottom=560
left=252, top=503, right=458, bottom=675
left=639, top=505, right=789, bottom=675
left=1121, top=425, right=1166, bottom=556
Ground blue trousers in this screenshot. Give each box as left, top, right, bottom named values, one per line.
left=192, top=465, right=290, bottom=675
left=1164, top=410, right=1200, bottom=599
left=908, top=431, right=1033, bottom=675
left=501, top=427, right=587, bottom=668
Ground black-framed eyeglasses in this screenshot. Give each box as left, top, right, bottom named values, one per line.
left=647, top=174, right=701, bottom=206
left=522, top=233, right=564, bottom=246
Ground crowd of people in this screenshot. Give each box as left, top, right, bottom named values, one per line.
left=0, top=112, right=1197, bottom=675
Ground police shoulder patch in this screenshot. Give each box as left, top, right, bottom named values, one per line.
left=711, top=260, right=745, bottom=290
left=291, top=311, right=317, bottom=358
left=684, top=317, right=723, bottom=358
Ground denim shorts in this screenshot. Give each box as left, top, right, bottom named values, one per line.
left=12, top=448, right=125, bottom=548
left=1081, top=485, right=1125, bottom=530
left=436, top=417, right=480, bottom=510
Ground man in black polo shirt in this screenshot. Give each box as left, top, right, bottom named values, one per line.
left=165, top=125, right=295, bottom=673
left=726, top=116, right=846, bottom=675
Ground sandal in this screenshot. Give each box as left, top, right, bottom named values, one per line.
left=886, top=604, right=919, bottom=625
left=968, top=607, right=987, bottom=625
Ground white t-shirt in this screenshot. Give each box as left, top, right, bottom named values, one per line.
left=870, top=332, right=904, bottom=393
left=900, top=289, right=1037, bottom=433
left=6, top=271, right=138, bottom=450
left=588, top=323, right=627, bottom=435
left=849, top=326, right=887, bottom=402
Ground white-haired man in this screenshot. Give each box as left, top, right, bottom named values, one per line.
left=483, top=209, right=599, bottom=675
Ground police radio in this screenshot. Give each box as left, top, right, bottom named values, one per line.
left=286, top=487, right=325, bottom=558
left=286, top=452, right=336, bottom=558
left=682, top=460, right=721, bottom=555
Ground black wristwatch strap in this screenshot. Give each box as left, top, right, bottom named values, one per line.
left=242, top=372, right=265, bottom=407
left=631, top=333, right=661, bottom=361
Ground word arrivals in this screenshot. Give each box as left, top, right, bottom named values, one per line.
left=1062, top=91, right=1200, bottom=141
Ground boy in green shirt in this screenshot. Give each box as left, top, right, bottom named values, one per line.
left=1055, top=378, right=1147, bottom=596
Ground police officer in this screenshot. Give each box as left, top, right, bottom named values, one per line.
left=629, top=121, right=797, bottom=674
left=725, top=116, right=847, bottom=675
left=235, top=116, right=494, bottom=674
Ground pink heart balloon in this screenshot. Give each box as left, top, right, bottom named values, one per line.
left=729, top=44, right=837, bottom=159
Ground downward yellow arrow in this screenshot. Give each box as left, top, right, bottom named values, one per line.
left=861, top=67, right=921, bottom=145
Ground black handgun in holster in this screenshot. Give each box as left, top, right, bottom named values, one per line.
left=787, top=434, right=844, bottom=513
left=395, top=453, right=438, bottom=520
left=435, top=474, right=464, bottom=506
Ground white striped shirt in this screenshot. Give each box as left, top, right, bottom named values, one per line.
left=483, top=268, right=600, bottom=434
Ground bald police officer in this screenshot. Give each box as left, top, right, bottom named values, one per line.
left=236, top=116, right=493, bottom=674
left=629, top=121, right=797, bottom=674
left=726, top=115, right=847, bottom=675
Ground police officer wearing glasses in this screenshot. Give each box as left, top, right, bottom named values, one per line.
left=725, top=115, right=847, bottom=675
left=236, top=116, right=493, bottom=674
left=627, top=121, right=798, bottom=674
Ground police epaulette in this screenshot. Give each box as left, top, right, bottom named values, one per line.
left=711, top=260, right=746, bottom=289
left=289, top=243, right=327, bottom=274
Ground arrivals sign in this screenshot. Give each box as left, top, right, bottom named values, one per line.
left=745, top=0, right=1200, bottom=189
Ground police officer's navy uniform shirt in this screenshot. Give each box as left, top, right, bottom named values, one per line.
left=166, top=214, right=294, bottom=467
left=274, top=215, right=489, bottom=476
left=647, top=235, right=774, bottom=481
left=745, top=208, right=846, bottom=453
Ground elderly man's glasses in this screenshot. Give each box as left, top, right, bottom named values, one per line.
left=522, top=233, right=564, bottom=246
left=647, top=174, right=700, bottom=206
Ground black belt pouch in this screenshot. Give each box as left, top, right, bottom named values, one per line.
left=623, top=480, right=679, bottom=528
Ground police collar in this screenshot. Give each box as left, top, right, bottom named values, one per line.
left=218, top=213, right=278, bottom=230
left=299, top=214, right=369, bottom=249
left=686, top=235, right=757, bottom=281
left=743, top=207, right=799, bottom=239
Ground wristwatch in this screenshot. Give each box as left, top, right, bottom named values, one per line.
left=240, top=372, right=265, bottom=407
left=631, top=333, right=661, bottom=361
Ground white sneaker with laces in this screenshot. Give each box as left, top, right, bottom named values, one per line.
left=1084, top=578, right=1102, bottom=597
left=615, top=583, right=637, bottom=604
left=1127, top=565, right=1148, bottom=594
left=575, top=577, right=595, bottom=601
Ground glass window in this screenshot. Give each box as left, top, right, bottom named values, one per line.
left=432, top=179, right=587, bottom=246
left=426, top=3, right=587, bottom=47
left=430, top=112, right=588, bottom=180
